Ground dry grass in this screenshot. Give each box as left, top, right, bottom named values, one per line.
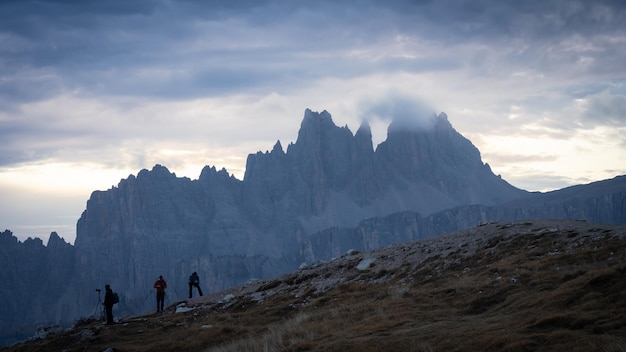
left=207, top=312, right=314, bottom=352
left=4, top=220, right=626, bottom=352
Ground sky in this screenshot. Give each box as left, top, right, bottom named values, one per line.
left=1, top=0, right=625, bottom=244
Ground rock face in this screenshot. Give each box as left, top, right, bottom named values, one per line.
left=0, top=231, right=75, bottom=346
left=307, top=174, right=626, bottom=260
left=243, top=109, right=526, bottom=236
left=1, top=109, right=625, bottom=346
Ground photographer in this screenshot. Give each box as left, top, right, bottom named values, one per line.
left=103, top=284, right=115, bottom=325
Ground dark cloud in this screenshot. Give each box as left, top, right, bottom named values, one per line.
left=0, top=0, right=624, bottom=148
left=1, top=0, right=624, bottom=106
left=419, top=0, right=626, bottom=41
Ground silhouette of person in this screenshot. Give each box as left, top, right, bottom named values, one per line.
left=188, top=272, right=203, bottom=298
left=153, top=275, right=167, bottom=312
left=103, top=284, right=115, bottom=325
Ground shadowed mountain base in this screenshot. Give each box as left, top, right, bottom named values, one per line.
left=5, top=219, right=625, bottom=352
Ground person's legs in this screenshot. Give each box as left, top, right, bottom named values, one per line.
left=158, top=292, right=165, bottom=310
left=156, top=292, right=163, bottom=311
left=189, top=283, right=193, bottom=298
left=198, top=284, right=203, bottom=296
left=106, top=305, right=113, bottom=324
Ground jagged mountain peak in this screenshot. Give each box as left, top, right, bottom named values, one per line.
left=0, top=229, right=18, bottom=245
left=300, top=109, right=334, bottom=133
left=271, top=140, right=284, bottom=155
left=46, top=231, right=64, bottom=247
left=386, top=110, right=455, bottom=135
left=137, top=164, right=176, bottom=180
left=296, top=109, right=352, bottom=142
left=302, top=108, right=333, bottom=125
left=378, top=110, right=479, bottom=163
left=355, top=118, right=372, bottom=138
left=23, top=237, right=44, bottom=247
left=199, top=165, right=219, bottom=178
left=354, top=119, right=374, bottom=153
left=286, top=109, right=354, bottom=159
left=199, top=165, right=236, bottom=182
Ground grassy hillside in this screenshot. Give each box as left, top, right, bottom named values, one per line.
left=4, top=219, right=625, bottom=352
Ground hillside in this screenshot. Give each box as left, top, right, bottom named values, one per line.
left=6, top=219, right=625, bottom=352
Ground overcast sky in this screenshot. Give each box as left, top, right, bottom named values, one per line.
left=1, top=0, right=625, bottom=244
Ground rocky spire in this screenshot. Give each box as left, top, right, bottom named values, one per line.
left=355, top=119, right=373, bottom=153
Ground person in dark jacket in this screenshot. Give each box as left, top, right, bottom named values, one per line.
left=103, top=284, right=115, bottom=325
left=188, top=272, right=203, bottom=298
left=153, top=275, right=167, bottom=312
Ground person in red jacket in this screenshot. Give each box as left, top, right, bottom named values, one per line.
left=153, top=275, right=167, bottom=312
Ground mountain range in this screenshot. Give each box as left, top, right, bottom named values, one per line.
left=1, top=109, right=625, bottom=346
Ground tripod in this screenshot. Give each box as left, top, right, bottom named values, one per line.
left=164, top=291, right=171, bottom=307
left=93, top=289, right=104, bottom=321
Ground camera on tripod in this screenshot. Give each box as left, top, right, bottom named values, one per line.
left=93, top=288, right=104, bottom=320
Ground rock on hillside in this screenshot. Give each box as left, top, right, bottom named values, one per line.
left=8, top=219, right=625, bottom=352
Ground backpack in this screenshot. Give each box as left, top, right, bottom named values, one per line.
left=112, top=292, right=120, bottom=305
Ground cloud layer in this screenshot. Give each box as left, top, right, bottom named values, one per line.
left=1, top=0, right=625, bottom=242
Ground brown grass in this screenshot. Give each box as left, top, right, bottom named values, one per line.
left=4, top=220, right=626, bottom=352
